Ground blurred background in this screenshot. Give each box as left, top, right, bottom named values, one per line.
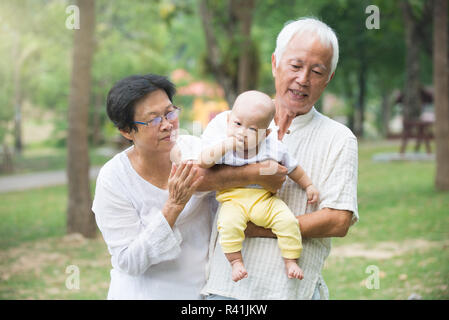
left=0, top=0, right=448, bottom=300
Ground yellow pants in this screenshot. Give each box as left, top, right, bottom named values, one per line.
left=216, top=188, right=302, bottom=259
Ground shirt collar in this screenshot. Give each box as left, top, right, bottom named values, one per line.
left=269, top=106, right=316, bottom=132
left=290, top=106, right=316, bottom=129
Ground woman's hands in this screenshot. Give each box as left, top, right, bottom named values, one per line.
left=163, top=161, right=203, bottom=228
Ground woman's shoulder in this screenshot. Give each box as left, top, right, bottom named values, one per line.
left=97, top=148, right=131, bottom=184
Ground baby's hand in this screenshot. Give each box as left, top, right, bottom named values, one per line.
left=224, top=137, right=237, bottom=151
left=234, top=137, right=245, bottom=152
left=306, top=185, right=319, bottom=204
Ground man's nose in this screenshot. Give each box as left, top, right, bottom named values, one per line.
left=295, top=69, right=310, bottom=86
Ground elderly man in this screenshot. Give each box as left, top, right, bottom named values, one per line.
left=200, top=17, right=359, bottom=300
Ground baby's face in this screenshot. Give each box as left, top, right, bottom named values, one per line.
left=227, top=102, right=271, bottom=151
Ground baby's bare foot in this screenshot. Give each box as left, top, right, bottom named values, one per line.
left=231, top=260, right=248, bottom=282
left=284, top=259, right=304, bottom=280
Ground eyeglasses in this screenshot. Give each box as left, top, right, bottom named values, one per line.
left=134, top=106, right=180, bottom=127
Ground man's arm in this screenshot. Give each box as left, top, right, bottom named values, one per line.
left=245, top=208, right=353, bottom=238
left=195, top=160, right=288, bottom=193
left=196, top=159, right=352, bottom=238
left=297, top=208, right=353, bottom=238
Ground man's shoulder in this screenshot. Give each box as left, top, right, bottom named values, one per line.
left=315, top=111, right=357, bottom=141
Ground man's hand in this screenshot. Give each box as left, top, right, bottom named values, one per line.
left=255, top=160, right=288, bottom=193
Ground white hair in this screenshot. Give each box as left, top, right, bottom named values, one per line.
left=274, top=17, right=339, bottom=81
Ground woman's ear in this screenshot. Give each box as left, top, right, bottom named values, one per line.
left=119, top=129, right=133, bottom=141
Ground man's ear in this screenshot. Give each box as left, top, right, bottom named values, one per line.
left=328, top=72, right=335, bottom=83
left=271, top=53, right=277, bottom=78
left=119, top=129, right=133, bottom=141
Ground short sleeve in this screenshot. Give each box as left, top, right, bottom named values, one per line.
left=277, top=140, right=299, bottom=174
left=176, top=134, right=204, bottom=161
left=318, top=135, right=359, bottom=225
left=174, top=134, right=214, bottom=198
left=201, top=111, right=229, bottom=147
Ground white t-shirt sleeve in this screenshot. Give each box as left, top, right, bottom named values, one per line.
left=276, top=140, right=299, bottom=174
left=201, top=111, right=229, bottom=147
left=175, top=134, right=213, bottom=198
left=175, top=134, right=203, bottom=162
left=318, top=135, right=359, bottom=225
left=92, top=171, right=183, bottom=276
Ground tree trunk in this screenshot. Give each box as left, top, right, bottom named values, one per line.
left=354, top=58, right=367, bottom=137
left=343, top=71, right=355, bottom=132
left=401, top=0, right=423, bottom=121
left=199, top=0, right=257, bottom=107
left=66, top=0, right=97, bottom=237
left=199, top=0, right=236, bottom=106
left=380, top=89, right=392, bottom=137
left=91, top=90, right=103, bottom=146
left=232, top=0, right=255, bottom=93
left=0, top=144, right=14, bottom=174
left=12, top=34, right=23, bottom=155
left=433, top=0, right=449, bottom=190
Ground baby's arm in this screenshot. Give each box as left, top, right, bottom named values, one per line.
left=198, top=137, right=236, bottom=169
left=288, top=166, right=320, bottom=204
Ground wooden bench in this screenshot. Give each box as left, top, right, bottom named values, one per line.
left=399, top=120, right=434, bottom=154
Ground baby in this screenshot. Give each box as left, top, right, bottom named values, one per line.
left=199, top=90, right=319, bottom=282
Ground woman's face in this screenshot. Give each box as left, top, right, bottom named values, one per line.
left=121, top=89, right=179, bottom=154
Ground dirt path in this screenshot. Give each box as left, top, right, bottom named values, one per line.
left=329, top=239, right=449, bottom=259
left=0, top=167, right=101, bottom=194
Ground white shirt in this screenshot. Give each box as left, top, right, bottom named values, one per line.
left=200, top=107, right=359, bottom=299
left=92, top=135, right=216, bottom=300
left=216, top=132, right=298, bottom=188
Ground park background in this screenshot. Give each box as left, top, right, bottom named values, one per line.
left=0, top=0, right=448, bottom=299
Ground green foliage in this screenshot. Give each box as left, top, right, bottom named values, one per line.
left=0, top=0, right=437, bottom=148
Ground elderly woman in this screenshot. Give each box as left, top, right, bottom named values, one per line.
left=92, top=74, right=286, bottom=300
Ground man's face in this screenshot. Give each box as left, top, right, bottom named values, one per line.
left=272, top=32, right=333, bottom=115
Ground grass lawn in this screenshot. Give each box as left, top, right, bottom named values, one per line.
left=0, top=140, right=448, bottom=299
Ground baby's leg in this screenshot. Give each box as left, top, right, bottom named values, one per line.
left=225, top=251, right=248, bottom=282
left=217, top=201, right=249, bottom=282
left=255, top=196, right=304, bottom=280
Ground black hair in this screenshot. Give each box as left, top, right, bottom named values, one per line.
left=106, top=74, right=176, bottom=133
